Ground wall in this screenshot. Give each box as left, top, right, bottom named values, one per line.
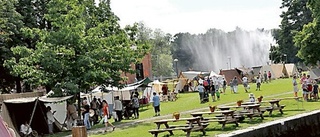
left=217, top=110, right=320, bottom=137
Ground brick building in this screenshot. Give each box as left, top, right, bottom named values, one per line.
left=122, top=53, right=152, bottom=84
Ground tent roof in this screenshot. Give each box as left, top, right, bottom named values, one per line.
left=126, top=77, right=152, bottom=87
left=308, top=68, right=320, bottom=79
left=219, top=69, right=242, bottom=85
left=209, top=71, right=223, bottom=78
left=270, top=64, right=288, bottom=78
left=4, top=95, right=73, bottom=104
left=285, top=63, right=298, bottom=76
left=181, top=71, right=210, bottom=80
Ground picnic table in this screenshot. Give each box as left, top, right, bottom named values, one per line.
left=266, top=99, right=285, bottom=116
left=190, top=110, right=238, bottom=129
left=217, top=104, right=264, bottom=121
left=148, top=116, right=207, bottom=137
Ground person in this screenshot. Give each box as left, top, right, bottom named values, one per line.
left=97, top=98, right=103, bottom=119
left=292, top=76, right=298, bottom=97
left=232, top=76, right=238, bottom=93
left=152, top=92, right=161, bottom=116
left=302, top=80, right=308, bottom=101
left=222, top=78, right=227, bottom=94
left=131, top=94, right=140, bottom=119
left=161, top=84, right=168, bottom=95
left=216, top=89, right=220, bottom=100
left=268, top=71, right=272, bottom=82
left=210, top=80, right=216, bottom=102
left=242, top=76, right=249, bottom=92
left=203, top=78, right=209, bottom=92
left=66, top=102, right=78, bottom=130
left=20, top=121, right=32, bottom=137
left=46, top=106, right=56, bottom=134
left=229, top=79, right=234, bottom=93
left=114, top=96, right=123, bottom=122
left=82, top=102, right=91, bottom=130
left=313, top=81, right=319, bottom=100
left=197, top=83, right=205, bottom=103
left=256, top=76, right=261, bottom=91
left=90, top=97, right=99, bottom=124
left=263, top=71, right=268, bottom=83
left=249, top=93, right=255, bottom=102
left=102, top=100, right=115, bottom=132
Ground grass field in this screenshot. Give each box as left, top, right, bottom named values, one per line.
left=54, top=78, right=320, bottom=137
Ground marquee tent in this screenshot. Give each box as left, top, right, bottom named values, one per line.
left=285, top=64, right=299, bottom=77
left=270, top=64, right=288, bottom=78
left=1, top=96, right=73, bottom=137
left=219, top=68, right=242, bottom=85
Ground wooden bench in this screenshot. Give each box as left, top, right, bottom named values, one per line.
left=148, top=127, right=193, bottom=137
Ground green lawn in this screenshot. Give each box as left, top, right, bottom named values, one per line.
left=57, top=78, right=320, bottom=137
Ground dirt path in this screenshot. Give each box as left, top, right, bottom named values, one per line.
left=64, top=91, right=292, bottom=136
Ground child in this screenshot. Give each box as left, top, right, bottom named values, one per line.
left=249, top=93, right=255, bottom=102
left=216, top=89, right=220, bottom=100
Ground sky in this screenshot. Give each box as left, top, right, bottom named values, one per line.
left=110, top=0, right=283, bottom=34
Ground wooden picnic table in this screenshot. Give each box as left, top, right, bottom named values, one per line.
left=267, top=99, right=285, bottom=116
left=149, top=116, right=206, bottom=137
left=217, top=104, right=264, bottom=121
left=190, top=110, right=238, bottom=129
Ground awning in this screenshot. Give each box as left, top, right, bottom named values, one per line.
left=126, top=77, right=152, bottom=87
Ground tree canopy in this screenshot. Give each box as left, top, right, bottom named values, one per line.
left=4, top=0, right=150, bottom=96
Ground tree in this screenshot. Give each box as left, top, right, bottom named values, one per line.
left=272, top=0, right=312, bottom=63
left=294, top=0, right=320, bottom=65
left=4, top=0, right=149, bottom=95
left=0, top=0, right=24, bottom=93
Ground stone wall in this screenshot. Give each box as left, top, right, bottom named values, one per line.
left=217, top=110, right=320, bottom=137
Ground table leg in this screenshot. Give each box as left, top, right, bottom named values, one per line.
left=277, top=103, right=284, bottom=114
left=164, top=123, right=174, bottom=135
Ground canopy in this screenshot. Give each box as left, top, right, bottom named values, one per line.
left=181, top=71, right=210, bottom=80
left=126, top=77, right=152, bottom=87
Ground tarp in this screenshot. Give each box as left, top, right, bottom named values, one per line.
left=126, top=77, right=152, bottom=87
left=3, top=96, right=73, bottom=104
left=285, top=64, right=298, bottom=77
left=209, top=71, right=223, bottom=78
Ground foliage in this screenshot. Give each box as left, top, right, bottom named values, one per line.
left=0, top=0, right=24, bottom=93
left=4, top=0, right=150, bottom=96
left=272, top=0, right=312, bottom=63
left=294, top=0, right=320, bottom=65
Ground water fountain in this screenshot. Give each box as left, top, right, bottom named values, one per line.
left=177, top=27, right=275, bottom=72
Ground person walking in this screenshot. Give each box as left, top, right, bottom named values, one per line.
left=232, top=76, right=238, bottom=93
left=242, top=76, right=249, bottom=92
left=102, top=100, right=115, bottom=132
left=131, top=94, right=140, bottom=119
left=152, top=92, right=161, bottom=116
left=197, top=83, right=205, bottom=103
left=256, top=76, right=261, bottom=91
left=113, top=96, right=123, bottom=122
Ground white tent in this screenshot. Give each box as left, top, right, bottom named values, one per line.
left=181, top=71, right=210, bottom=80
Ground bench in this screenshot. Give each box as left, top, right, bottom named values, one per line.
left=148, top=127, right=193, bottom=137
left=267, top=105, right=286, bottom=116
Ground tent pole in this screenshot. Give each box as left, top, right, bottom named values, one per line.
left=29, top=97, right=39, bottom=126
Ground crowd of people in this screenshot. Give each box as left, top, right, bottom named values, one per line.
left=295, top=73, right=319, bottom=101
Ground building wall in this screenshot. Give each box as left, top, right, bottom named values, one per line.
left=122, top=53, right=152, bottom=84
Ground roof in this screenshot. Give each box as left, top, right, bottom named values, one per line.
left=219, top=69, right=242, bottom=85
left=180, top=71, right=210, bottom=80
left=3, top=95, right=73, bottom=104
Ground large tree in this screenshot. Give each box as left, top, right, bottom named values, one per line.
left=4, top=0, right=149, bottom=96
left=272, top=0, right=312, bottom=63
left=0, top=0, right=24, bottom=93
left=294, top=0, right=320, bottom=65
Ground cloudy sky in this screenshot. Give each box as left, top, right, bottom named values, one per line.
left=110, top=0, right=283, bottom=34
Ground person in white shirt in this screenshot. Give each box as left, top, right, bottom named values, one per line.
left=256, top=76, right=261, bottom=91
left=113, top=96, right=123, bottom=122
left=46, top=106, right=56, bottom=134
left=242, top=76, right=249, bottom=92
left=20, top=121, right=32, bottom=136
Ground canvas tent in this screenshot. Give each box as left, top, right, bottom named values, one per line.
left=285, top=64, right=299, bottom=77
left=251, top=66, right=262, bottom=77
left=308, top=68, right=320, bottom=79
left=219, top=68, right=243, bottom=85
left=270, top=64, right=288, bottom=78
left=1, top=96, right=73, bottom=137
left=175, top=71, right=209, bottom=92
left=260, top=65, right=276, bottom=79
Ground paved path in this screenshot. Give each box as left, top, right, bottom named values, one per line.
left=65, top=91, right=292, bottom=136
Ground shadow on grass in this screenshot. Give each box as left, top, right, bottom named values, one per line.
left=241, top=118, right=264, bottom=124
left=205, top=125, right=239, bottom=132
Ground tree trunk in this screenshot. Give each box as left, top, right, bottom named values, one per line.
left=15, top=76, right=21, bottom=93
